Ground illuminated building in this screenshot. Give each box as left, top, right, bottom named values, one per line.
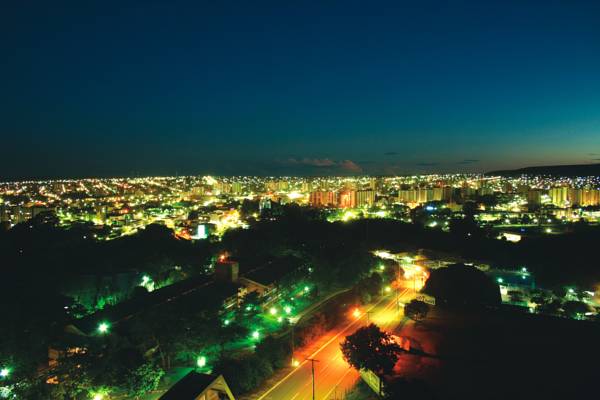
left=568, top=188, right=583, bottom=206
left=231, top=182, right=243, bottom=195
left=582, top=189, right=600, bottom=206
left=550, top=186, right=568, bottom=207
left=309, top=191, right=337, bottom=207
left=356, top=189, right=375, bottom=207
left=338, top=190, right=356, bottom=208
left=527, top=189, right=542, bottom=207
left=215, top=258, right=239, bottom=283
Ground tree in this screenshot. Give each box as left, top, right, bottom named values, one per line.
left=255, top=335, right=291, bottom=369
left=340, top=324, right=401, bottom=375
left=422, top=263, right=501, bottom=307
left=124, top=362, right=165, bottom=399
left=404, top=300, right=429, bottom=321
left=562, top=301, right=591, bottom=319
left=219, top=321, right=250, bottom=354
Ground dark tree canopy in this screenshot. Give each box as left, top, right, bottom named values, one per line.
left=404, top=299, right=430, bottom=321
left=384, top=377, right=437, bottom=400
left=422, top=263, right=501, bottom=307
left=341, top=324, right=401, bottom=375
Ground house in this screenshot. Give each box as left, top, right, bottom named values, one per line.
left=159, top=371, right=236, bottom=400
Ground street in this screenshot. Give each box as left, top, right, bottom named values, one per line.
left=253, top=288, right=412, bottom=400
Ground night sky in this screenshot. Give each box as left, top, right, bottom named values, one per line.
left=2, top=1, right=600, bottom=179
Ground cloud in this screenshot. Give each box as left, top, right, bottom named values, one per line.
left=456, top=159, right=480, bottom=165
left=280, top=158, right=363, bottom=174
left=286, top=158, right=336, bottom=167
left=384, top=151, right=399, bottom=156
left=338, top=160, right=363, bottom=172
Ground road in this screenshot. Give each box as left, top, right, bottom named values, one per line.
left=254, top=288, right=412, bottom=400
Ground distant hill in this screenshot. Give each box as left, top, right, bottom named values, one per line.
left=486, top=163, right=600, bottom=177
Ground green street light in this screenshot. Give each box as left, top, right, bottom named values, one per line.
left=197, top=356, right=207, bottom=368
left=497, top=278, right=504, bottom=284
left=252, top=330, right=260, bottom=340
left=97, top=322, right=110, bottom=334
left=0, top=367, right=10, bottom=378
left=284, top=306, right=292, bottom=314
left=91, top=393, right=105, bottom=400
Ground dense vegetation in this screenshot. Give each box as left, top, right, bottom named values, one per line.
left=2, top=204, right=600, bottom=397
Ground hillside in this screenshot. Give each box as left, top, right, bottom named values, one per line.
left=487, top=163, right=600, bottom=177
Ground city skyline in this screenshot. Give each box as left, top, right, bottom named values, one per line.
left=2, top=1, right=600, bottom=180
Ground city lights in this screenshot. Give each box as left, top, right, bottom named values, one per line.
left=4, top=5, right=600, bottom=398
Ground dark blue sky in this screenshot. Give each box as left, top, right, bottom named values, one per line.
left=2, top=0, right=600, bottom=179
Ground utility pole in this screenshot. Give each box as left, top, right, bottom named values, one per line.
left=307, top=358, right=319, bottom=400
left=291, top=325, right=295, bottom=355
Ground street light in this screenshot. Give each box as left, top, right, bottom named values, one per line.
left=0, top=368, right=10, bottom=379
left=197, top=356, right=207, bottom=368
left=252, top=330, right=260, bottom=340
left=97, top=322, right=110, bottom=335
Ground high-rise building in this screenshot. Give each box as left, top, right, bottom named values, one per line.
left=549, top=187, right=568, bottom=207
left=338, top=190, right=356, bottom=208
left=527, top=189, right=542, bottom=206
left=442, top=186, right=453, bottom=202
left=356, top=189, right=375, bottom=207
left=309, top=191, right=337, bottom=207
left=582, top=189, right=600, bottom=206
left=398, top=189, right=417, bottom=203
left=568, top=188, right=583, bottom=206
left=232, top=182, right=243, bottom=195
